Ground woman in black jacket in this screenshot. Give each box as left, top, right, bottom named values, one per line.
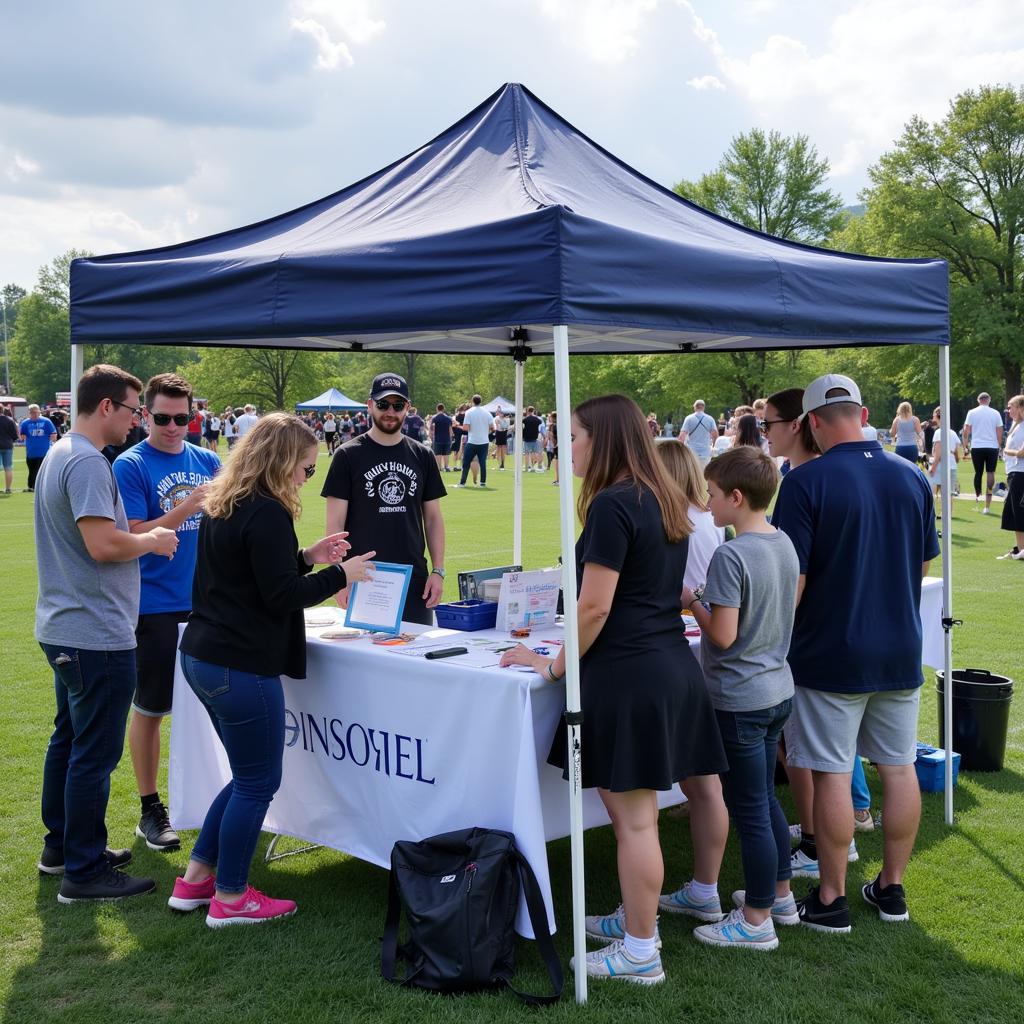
left=171, top=413, right=375, bottom=927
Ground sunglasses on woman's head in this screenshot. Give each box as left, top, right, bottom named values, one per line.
left=375, top=398, right=407, bottom=412
left=150, top=412, right=191, bottom=427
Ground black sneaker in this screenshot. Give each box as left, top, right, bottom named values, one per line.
left=57, top=866, right=155, bottom=903
left=861, top=876, right=910, bottom=922
left=796, top=886, right=851, bottom=934
left=38, top=846, right=133, bottom=876
left=136, top=802, right=180, bottom=851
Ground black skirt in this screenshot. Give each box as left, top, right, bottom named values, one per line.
left=1001, top=472, right=1024, bottom=532
left=548, top=641, right=727, bottom=791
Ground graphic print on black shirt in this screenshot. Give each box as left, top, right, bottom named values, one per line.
left=321, top=434, right=446, bottom=577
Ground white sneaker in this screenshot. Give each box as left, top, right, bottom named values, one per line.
left=788, top=823, right=802, bottom=842
left=732, top=890, right=800, bottom=926
left=996, top=548, right=1020, bottom=560
left=585, top=903, right=663, bottom=945
left=848, top=839, right=859, bottom=862
left=571, top=939, right=665, bottom=985
left=1012, top=551, right=1024, bottom=561
left=658, top=882, right=723, bottom=921
left=790, top=848, right=819, bottom=878
left=982, top=507, right=991, bottom=515
left=693, top=908, right=779, bottom=951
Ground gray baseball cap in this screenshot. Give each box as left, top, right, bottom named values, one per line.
left=799, top=374, right=862, bottom=422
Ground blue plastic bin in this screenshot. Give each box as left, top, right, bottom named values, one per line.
left=914, top=743, right=960, bottom=792
left=434, top=599, right=498, bottom=632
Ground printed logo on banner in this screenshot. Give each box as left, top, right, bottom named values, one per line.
left=283, top=707, right=436, bottom=785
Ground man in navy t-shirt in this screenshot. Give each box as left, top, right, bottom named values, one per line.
left=113, top=373, right=220, bottom=853
left=773, top=374, right=939, bottom=934
left=430, top=403, right=453, bottom=472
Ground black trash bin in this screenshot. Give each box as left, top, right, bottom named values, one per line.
left=936, top=669, right=1014, bottom=772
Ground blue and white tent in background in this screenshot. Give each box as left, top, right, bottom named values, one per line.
left=483, top=395, right=516, bottom=414
left=295, top=387, right=364, bottom=413
left=69, top=83, right=954, bottom=1003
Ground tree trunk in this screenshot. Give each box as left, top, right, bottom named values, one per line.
left=1001, top=357, right=1022, bottom=406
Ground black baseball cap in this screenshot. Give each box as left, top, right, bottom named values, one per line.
left=370, top=373, right=409, bottom=401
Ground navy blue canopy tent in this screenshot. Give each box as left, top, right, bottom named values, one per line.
left=68, top=84, right=955, bottom=1002
left=295, top=387, right=364, bottom=413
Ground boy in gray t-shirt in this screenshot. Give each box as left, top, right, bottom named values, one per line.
left=680, top=446, right=799, bottom=951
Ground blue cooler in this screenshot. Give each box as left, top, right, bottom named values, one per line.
left=914, top=743, right=960, bottom=792
left=434, top=599, right=498, bottom=631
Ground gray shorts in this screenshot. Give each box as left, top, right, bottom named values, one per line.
left=523, top=440, right=542, bottom=454
left=785, top=686, right=920, bottom=772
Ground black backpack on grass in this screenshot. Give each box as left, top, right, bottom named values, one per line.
left=381, top=826, right=563, bottom=1004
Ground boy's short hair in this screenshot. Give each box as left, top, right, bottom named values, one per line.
left=704, top=445, right=778, bottom=511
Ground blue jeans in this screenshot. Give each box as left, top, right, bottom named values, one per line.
left=715, top=700, right=793, bottom=909
left=459, top=442, right=488, bottom=485
left=180, top=653, right=285, bottom=894
left=895, top=444, right=919, bottom=463
left=39, top=643, right=136, bottom=883
left=851, top=756, right=871, bottom=812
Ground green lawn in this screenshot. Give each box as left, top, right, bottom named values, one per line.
left=1, top=444, right=1023, bottom=1023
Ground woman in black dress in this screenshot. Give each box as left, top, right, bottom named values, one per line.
left=501, top=394, right=725, bottom=985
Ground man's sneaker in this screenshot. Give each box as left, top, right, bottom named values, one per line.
left=38, top=846, right=132, bottom=876
left=57, top=867, right=155, bottom=903
left=732, top=889, right=800, bottom=926
left=136, top=802, right=180, bottom=851
left=584, top=904, right=662, bottom=944
left=848, top=838, right=859, bottom=862
left=1012, top=551, right=1024, bottom=561
left=861, top=876, right=910, bottom=922
left=790, top=847, right=819, bottom=878
left=206, top=886, right=297, bottom=928
left=854, top=809, right=875, bottom=832
left=693, top=908, right=779, bottom=951
left=657, top=882, right=724, bottom=921
left=570, top=939, right=665, bottom=985
left=982, top=506, right=991, bottom=514
left=996, top=547, right=1020, bottom=560
left=796, top=886, right=851, bottom=934
left=788, top=823, right=802, bottom=841
left=168, top=875, right=217, bottom=912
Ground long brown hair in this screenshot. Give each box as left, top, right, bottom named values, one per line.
left=766, top=387, right=820, bottom=455
left=204, top=412, right=316, bottom=520
left=656, top=439, right=708, bottom=512
left=574, top=395, right=690, bottom=542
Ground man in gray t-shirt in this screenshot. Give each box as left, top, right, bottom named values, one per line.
left=34, top=365, right=178, bottom=904
left=679, top=400, right=719, bottom=466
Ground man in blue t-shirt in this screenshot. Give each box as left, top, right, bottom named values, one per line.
left=430, top=402, right=453, bottom=472
left=113, top=373, right=220, bottom=853
left=20, top=404, right=57, bottom=491
left=773, top=374, right=939, bottom=935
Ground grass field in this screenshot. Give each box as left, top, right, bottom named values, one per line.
left=1, top=442, right=1023, bottom=1024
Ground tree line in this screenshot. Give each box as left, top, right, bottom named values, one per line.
left=3, top=84, right=1021, bottom=423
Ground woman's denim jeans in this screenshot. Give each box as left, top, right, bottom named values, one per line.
left=180, top=653, right=285, bottom=894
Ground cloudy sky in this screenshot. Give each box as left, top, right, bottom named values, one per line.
left=2, top=0, right=1022, bottom=290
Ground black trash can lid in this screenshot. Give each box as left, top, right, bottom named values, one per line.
left=936, top=668, right=1014, bottom=698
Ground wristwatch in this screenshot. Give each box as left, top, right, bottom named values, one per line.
left=431, top=567, right=446, bottom=579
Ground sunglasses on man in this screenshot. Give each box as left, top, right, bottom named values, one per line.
left=375, top=398, right=407, bottom=412
left=149, top=411, right=192, bottom=427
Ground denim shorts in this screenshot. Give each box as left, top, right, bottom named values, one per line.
left=0, top=449, right=11, bottom=471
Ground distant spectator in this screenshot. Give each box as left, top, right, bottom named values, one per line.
left=734, top=414, right=762, bottom=449
left=962, top=392, right=1004, bottom=514
left=233, top=404, right=259, bottom=438
left=0, top=404, right=18, bottom=494
left=890, top=402, right=923, bottom=464
left=431, top=403, right=453, bottom=472
left=679, top=400, right=718, bottom=469
left=20, top=404, right=57, bottom=491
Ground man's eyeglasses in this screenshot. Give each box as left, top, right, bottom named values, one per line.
left=375, top=398, right=407, bottom=412
left=303, top=464, right=317, bottom=479
left=110, top=398, right=144, bottom=417
left=760, top=418, right=793, bottom=436
left=150, top=412, right=191, bottom=427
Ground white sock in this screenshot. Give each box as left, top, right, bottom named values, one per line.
left=689, top=879, right=718, bottom=903
left=623, top=930, right=658, bottom=962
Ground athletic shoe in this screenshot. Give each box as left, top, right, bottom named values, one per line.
left=848, top=839, right=859, bottom=862
left=206, top=886, right=297, bottom=928
left=658, top=883, right=724, bottom=921
left=1012, top=551, right=1024, bottom=561
left=861, top=876, right=910, bottom=922
left=57, top=867, right=155, bottom=903
left=731, top=889, right=800, bottom=926
left=136, top=802, right=180, bottom=851
left=570, top=939, right=665, bottom=985
left=693, top=908, right=779, bottom=951
left=453, top=483, right=465, bottom=488
left=552, top=480, right=559, bottom=486
left=788, top=823, right=802, bottom=842
left=854, top=809, right=875, bottom=832
left=584, top=904, right=662, bottom=944
left=982, top=507, right=991, bottom=515
left=168, top=875, right=217, bottom=912
left=996, top=548, right=1020, bottom=560
left=38, top=845, right=132, bottom=876
left=790, top=848, right=819, bottom=878
left=796, top=886, right=851, bottom=934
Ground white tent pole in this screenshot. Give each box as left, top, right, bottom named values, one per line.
left=552, top=324, right=586, bottom=1004
left=513, top=356, right=525, bottom=567
left=939, top=344, right=955, bottom=825
left=70, top=344, right=84, bottom=424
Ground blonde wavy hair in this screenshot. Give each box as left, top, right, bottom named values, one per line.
left=204, top=412, right=317, bottom=520
left=897, top=401, right=913, bottom=418
left=656, top=439, right=708, bottom=512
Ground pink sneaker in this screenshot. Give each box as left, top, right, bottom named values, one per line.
left=167, top=874, right=216, bottom=912
left=205, top=885, right=297, bottom=928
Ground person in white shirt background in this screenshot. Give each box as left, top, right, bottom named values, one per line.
left=678, top=400, right=719, bottom=470
left=962, top=392, right=1004, bottom=513
left=996, top=395, right=1024, bottom=559
left=455, top=394, right=494, bottom=489
left=233, top=404, right=259, bottom=439
left=928, top=406, right=961, bottom=524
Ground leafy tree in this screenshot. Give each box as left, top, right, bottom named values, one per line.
left=7, top=294, right=71, bottom=402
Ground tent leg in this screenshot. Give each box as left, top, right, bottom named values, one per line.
left=513, top=357, right=525, bottom=567
left=552, top=324, right=586, bottom=1004
left=939, top=346, right=955, bottom=826
left=70, top=344, right=84, bottom=424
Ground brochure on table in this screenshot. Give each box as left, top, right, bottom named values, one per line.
left=495, top=567, right=562, bottom=631
left=344, top=562, right=413, bottom=635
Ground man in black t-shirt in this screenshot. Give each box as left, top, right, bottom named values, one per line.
left=430, top=403, right=453, bottom=472
left=521, top=406, right=544, bottom=472
left=322, top=372, right=447, bottom=625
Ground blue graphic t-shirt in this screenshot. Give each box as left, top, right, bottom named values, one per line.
left=20, top=416, right=56, bottom=458
left=113, top=440, right=221, bottom=614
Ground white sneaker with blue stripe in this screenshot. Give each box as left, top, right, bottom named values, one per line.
left=791, top=840, right=859, bottom=878
left=571, top=939, right=666, bottom=985
left=657, top=882, right=724, bottom=921
left=693, top=908, right=779, bottom=951
left=732, top=889, right=800, bottom=926
left=584, top=904, right=662, bottom=945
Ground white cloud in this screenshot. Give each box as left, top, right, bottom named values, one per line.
left=539, top=0, right=660, bottom=64
left=686, top=74, right=724, bottom=90
left=7, top=153, right=40, bottom=182
left=290, top=0, right=386, bottom=70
